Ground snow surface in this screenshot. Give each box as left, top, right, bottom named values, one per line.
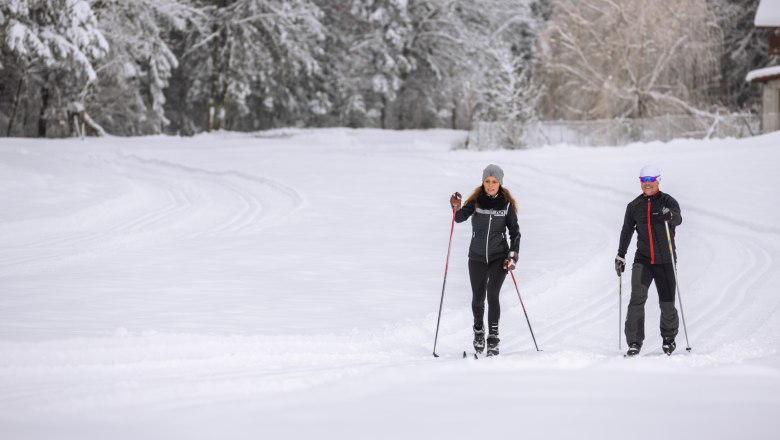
left=755, top=0, right=780, bottom=27
left=1, top=129, right=779, bottom=440
left=746, top=65, right=780, bottom=82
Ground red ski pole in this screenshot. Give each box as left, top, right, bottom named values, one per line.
left=510, top=271, right=541, bottom=352
left=432, top=206, right=457, bottom=357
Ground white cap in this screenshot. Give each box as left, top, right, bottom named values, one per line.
left=639, top=165, right=661, bottom=178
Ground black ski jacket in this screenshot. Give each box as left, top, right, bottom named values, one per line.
left=618, top=191, right=682, bottom=264
left=455, top=193, right=520, bottom=263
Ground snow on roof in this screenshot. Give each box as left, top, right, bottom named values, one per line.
left=746, top=65, right=780, bottom=82
left=755, top=0, right=780, bottom=27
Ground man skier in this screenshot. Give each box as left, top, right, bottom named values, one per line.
left=615, top=165, right=682, bottom=357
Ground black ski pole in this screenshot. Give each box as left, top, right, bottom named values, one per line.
left=432, top=206, right=457, bottom=357
left=509, top=270, right=541, bottom=351
left=664, top=221, right=692, bottom=352
left=618, top=273, right=622, bottom=350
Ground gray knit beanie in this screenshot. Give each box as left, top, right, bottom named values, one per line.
left=482, top=164, right=504, bottom=186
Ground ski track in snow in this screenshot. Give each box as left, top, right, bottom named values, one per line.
left=492, top=165, right=618, bottom=354
left=0, top=148, right=301, bottom=277
left=1, top=131, right=779, bottom=438
left=114, top=152, right=304, bottom=234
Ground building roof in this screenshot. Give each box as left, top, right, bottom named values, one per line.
left=746, top=65, right=780, bottom=83
left=756, top=0, right=780, bottom=27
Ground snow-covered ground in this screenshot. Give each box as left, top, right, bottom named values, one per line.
left=1, top=129, right=779, bottom=440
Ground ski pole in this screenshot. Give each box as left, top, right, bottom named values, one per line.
left=664, top=221, right=692, bottom=352
left=509, top=270, right=541, bottom=352
left=432, top=206, right=457, bottom=357
left=618, top=273, right=622, bottom=350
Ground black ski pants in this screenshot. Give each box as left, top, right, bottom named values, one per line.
left=468, top=258, right=507, bottom=335
left=625, top=259, right=679, bottom=346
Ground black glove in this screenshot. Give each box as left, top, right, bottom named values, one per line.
left=450, top=192, right=462, bottom=209
left=503, top=251, right=518, bottom=272
left=661, top=206, right=673, bottom=222
left=615, top=255, right=626, bottom=276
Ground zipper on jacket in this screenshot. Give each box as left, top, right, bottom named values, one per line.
left=486, top=215, right=493, bottom=263
left=647, top=199, right=655, bottom=264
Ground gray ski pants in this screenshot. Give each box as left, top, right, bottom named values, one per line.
left=624, top=260, right=679, bottom=346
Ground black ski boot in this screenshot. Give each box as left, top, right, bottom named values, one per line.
left=626, top=342, right=641, bottom=357
left=662, top=337, right=676, bottom=355
left=473, top=326, right=485, bottom=353
left=486, top=335, right=500, bottom=357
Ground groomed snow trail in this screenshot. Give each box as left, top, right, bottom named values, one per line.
left=1, top=130, right=778, bottom=440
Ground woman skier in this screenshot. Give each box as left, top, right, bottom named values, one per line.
left=450, top=164, right=521, bottom=356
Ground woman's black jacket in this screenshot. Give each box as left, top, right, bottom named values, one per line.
left=455, top=193, right=520, bottom=263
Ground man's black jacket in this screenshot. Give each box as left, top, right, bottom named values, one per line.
left=618, top=191, right=682, bottom=264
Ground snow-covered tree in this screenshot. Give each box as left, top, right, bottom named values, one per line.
left=338, top=0, right=545, bottom=130
left=0, top=0, right=108, bottom=136
left=86, top=0, right=196, bottom=135
left=537, top=0, right=721, bottom=120
left=711, top=0, right=773, bottom=110
left=344, top=0, right=417, bottom=128
left=467, top=0, right=543, bottom=120
left=168, top=0, right=326, bottom=133
left=411, top=0, right=544, bottom=138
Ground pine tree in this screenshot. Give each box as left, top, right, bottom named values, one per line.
left=168, top=0, right=326, bottom=133
left=87, top=0, right=195, bottom=135
left=1, top=0, right=108, bottom=136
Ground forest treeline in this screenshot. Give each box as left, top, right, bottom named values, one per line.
left=0, top=0, right=772, bottom=137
